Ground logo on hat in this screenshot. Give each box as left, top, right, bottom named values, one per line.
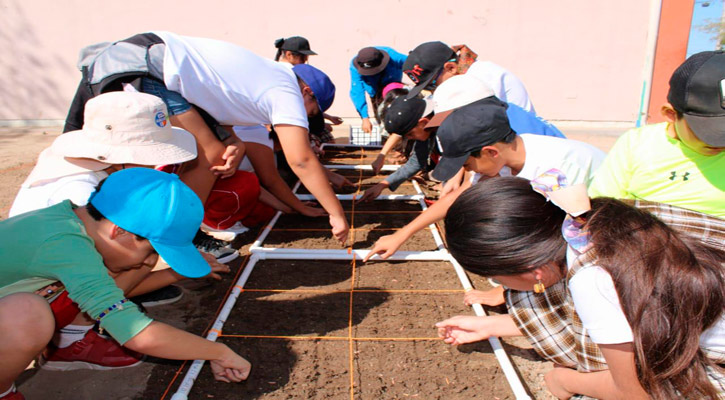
left=405, top=65, right=425, bottom=84
left=155, top=111, right=167, bottom=128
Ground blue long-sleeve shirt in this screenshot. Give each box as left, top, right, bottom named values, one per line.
left=349, top=47, right=407, bottom=119
left=384, top=103, right=566, bottom=190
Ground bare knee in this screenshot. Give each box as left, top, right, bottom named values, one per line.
left=0, top=293, right=55, bottom=350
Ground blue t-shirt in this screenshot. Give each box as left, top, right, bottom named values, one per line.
left=506, top=103, right=565, bottom=138
left=349, top=46, right=407, bottom=118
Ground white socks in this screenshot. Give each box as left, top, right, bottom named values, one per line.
left=53, top=324, right=93, bottom=348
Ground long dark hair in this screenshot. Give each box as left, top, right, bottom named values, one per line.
left=445, top=177, right=725, bottom=399
left=445, top=177, right=568, bottom=276
left=587, top=198, right=724, bottom=399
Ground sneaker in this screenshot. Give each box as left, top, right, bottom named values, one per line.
left=193, top=230, right=239, bottom=264
left=129, top=285, right=183, bottom=308
left=201, top=221, right=249, bottom=242
left=39, top=330, right=144, bottom=371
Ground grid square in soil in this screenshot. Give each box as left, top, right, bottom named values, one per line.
left=243, top=259, right=353, bottom=291
left=224, top=291, right=354, bottom=337
left=270, top=201, right=422, bottom=231
left=188, top=338, right=351, bottom=399
left=352, top=228, right=439, bottom=251
left=353, top=341, right=514, bottom=399
left=355, top=261, right=463, bottom=290
left=352, top=292, right=469, bottom=338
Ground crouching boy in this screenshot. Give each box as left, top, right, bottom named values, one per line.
left=0, top=168, right=250, bottom=400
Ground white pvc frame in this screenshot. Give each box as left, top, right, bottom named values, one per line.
left=171, top=144, right=530, bottom=400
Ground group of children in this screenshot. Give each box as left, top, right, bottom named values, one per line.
left=0, top=31, right=723, bottom=400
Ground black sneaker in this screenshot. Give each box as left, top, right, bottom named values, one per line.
left=193, top=230, right=239, bottom=264
left=130, top=285, right=183, bottom=308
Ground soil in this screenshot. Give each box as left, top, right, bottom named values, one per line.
left=137, top=146, right=554, bottom=400
left=3, top=139, right=556, bottom=400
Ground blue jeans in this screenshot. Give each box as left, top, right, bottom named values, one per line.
left=140, top=78, right=191, bottom=115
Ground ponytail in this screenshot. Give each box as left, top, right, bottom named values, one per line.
left=274, top=38, right=285, bottom=61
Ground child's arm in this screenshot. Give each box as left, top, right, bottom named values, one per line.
left=545, top=343, right=648, bottom=400
left=436, top=314, right=522, bottom=345
left=274, top=124, right=349, bottom=243
left=124, top=321, right=251, bottom=382
left=371, top=134, right=402, bottom=174
left=245, top=142, right=325, bottom=217
left=363, top=180, right=469, bottom=261
left=258, top=187, right=293, bottom=214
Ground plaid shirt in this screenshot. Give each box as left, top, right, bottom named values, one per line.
left=506, top=200, right=725, bottom=396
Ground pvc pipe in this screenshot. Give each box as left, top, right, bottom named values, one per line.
left=324, top=164, right=400, bottom=171
left=320, top=143, right=382, bottom=150
left=250, top=182, right=301, bottom=249
left=171, top=254, right=262, bottom=400
left=295, top=193, right=423, bottom=201
left=250, top=247, right=450, bottom=261
left=636, top=0, right=663, bottom=127
left=445, top=255, right=531, bottom=399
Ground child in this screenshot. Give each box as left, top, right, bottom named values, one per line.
left=359, top=74, right=567, bottom=202
left=66, top=31, right=349, bottom=244
left=0, top=168, right=251, bottom=400
left=349, top=46, right=407, bottom=133
left=588, top=50, right=725, bottom=217
left=437, top=174, right=725, bottom=399
left=403, top=41, right=535, bottom=113
left=274, top=36, right=317, bottom=65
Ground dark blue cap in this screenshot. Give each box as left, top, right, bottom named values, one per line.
left=292, top=64, right=336, bottom=113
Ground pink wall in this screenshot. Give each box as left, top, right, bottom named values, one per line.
left=0, top=0, right=652, bottom=123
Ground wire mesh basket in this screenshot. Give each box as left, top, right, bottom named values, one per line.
left=349, top=125, right=382, bottom=146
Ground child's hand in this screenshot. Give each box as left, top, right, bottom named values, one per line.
left=329, top=214, right=349, bottom=245
left=328, top=172, right=356, bottom=190
left=200, top=252, right=231, bottom=280
left=544, top=365, right=576, bottom=399
left=211, top=140, right=245, bottom=179
left=435, top=315, right=493, bottom=345
left=326, top=115, right=344, bottom=125
left=464, top=287, right=505, bottom=307
left=361, top=118, right=373, bottom=133
left=362, top=232, right=404, bottom=261
left=299, top=204, right=327, bottom=217
left=210, top=347, right=251, bottom=383
left=357, top=183, right=386, bottom=203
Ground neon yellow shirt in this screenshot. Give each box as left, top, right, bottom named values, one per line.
left=588, top=123, right=725, bottom=218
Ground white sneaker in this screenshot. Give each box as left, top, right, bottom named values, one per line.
left=201, top=222, right=249, bottom=242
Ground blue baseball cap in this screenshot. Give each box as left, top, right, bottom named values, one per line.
left=89, top=168, right=210, bottom=278
left=292, top=64, right=336, bottom=112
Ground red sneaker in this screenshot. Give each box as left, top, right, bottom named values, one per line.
left=0, top=388, right=24, bottom=400
left=39, top=330, right=144, bottom=371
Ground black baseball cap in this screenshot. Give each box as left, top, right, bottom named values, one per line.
left=668, top=50, right=725, bottom=147
left=354, top=47, right=390, bottom=76
left=403, top=41, right=456, bottom=99
left=432, top=97, right=514, bottom=181
left=384, top=96, right=435, bottom=136
left=274, top=36, right=317, bottom=55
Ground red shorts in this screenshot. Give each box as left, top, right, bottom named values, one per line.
left=49, top=291, right=81, bottom=329
left=203, top=171, right=275, bottom=229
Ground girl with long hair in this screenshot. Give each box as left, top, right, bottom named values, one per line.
left=438, top=175, right=725, bottom=399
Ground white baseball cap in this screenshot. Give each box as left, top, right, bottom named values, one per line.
left=425, top=74, right=495, bottom=129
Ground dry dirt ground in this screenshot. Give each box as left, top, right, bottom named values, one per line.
left=0, top=125, right=619, bottom=400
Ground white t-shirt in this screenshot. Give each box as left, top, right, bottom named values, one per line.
left=568, top=248, right=725, bottom=352
left=9, top=171, right=107, bottom=217
left=233, top=125, right=274, bottom=172
left=466, top=61, right=535, bottom=113
left=155, top=31, right=308, bottom=129
left=472, top=134, right=606, bottom=184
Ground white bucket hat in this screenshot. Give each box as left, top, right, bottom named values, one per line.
left=24, top=92, right=197, bottom=187
left=52, top=91, right=197, bottom=165
left=425, top=74, right=495, bottom=129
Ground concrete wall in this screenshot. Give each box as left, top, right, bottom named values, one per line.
left=0, top=0, right=653, bottom=123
